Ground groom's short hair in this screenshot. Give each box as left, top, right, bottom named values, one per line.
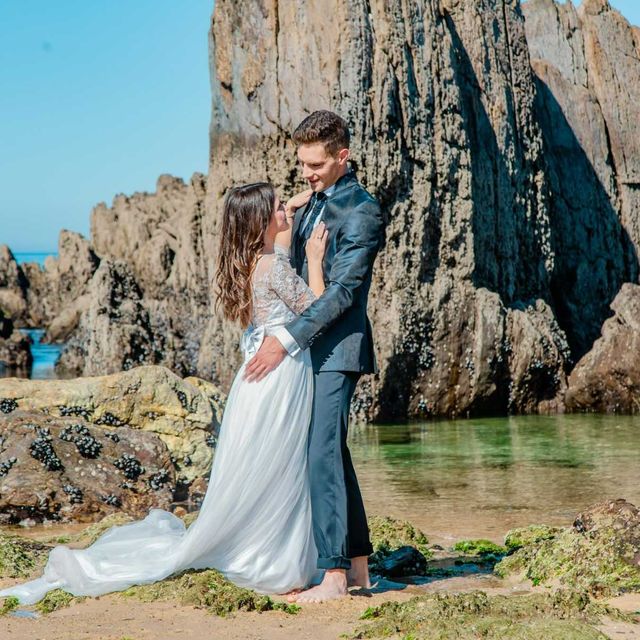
left=292, top=110, right=350, bottom=156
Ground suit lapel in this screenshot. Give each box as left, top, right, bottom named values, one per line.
left=291, top=200, right=309, bottom=241
left=292, top=200, right=312, bottom=273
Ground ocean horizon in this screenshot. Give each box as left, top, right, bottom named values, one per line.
left=13, top=251, right=58, bottom=267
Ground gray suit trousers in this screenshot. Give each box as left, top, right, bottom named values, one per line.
left=308, top=370, right=374, bottom=570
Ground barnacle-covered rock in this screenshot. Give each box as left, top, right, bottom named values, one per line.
left=0, top=365, right=225, bottom=482
left=0, top=410, right=175, bottom=524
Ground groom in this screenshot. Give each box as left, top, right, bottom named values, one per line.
left=245, top=110, right=384, bottom=602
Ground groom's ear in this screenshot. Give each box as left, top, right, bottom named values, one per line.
left=337, top=148, right=350, bottom=165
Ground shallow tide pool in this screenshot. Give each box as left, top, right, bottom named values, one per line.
left=351, top=414, right=640, bottom=544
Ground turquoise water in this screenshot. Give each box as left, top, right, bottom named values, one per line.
left=12, top=252, right=57, bottom=267
left=350, top=415, right=640, bottom=543
left=0, top=329, right=64, bottom=380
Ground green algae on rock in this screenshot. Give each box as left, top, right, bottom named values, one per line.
left=495, top=500, right=640, bottom=595
left=0, top=532, right=48, bottom=578
left=0, top=596, right=19, bottom=616
left=35, top=589, right=85, bottom=614
left=504, top=524, right=561, bottom=551
left=452, top=539, right=507, bottom=557
left=72, top=513, right=136, bottom=545
left=353, top=589, right=626, bottom=639
left=120, top=568, right=299, bottom=616
left=368, top=516, right=432, bottom=576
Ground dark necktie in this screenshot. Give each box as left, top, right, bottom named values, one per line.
left=302, top=192, right=326, bottom=240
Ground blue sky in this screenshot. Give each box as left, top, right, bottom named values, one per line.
left=0, top=1, right=212, bottom=252
left=571, top=0, right=639, bottom=23
left=0, top=1, right=638, bottom=253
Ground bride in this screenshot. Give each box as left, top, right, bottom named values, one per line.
left=0, top=182, right=328, bottom=604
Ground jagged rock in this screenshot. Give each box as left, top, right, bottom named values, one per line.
left=0, top=233, right=99, bottom=331
left=522, top=0, right=640, bottom=359
left=60, top=173, right=214, bottom=380
left=0, top=246, right=28, bottom=322
left=565, top=283, right=640, bottom=413
left=0, top=365, right=225, bottom=483
left=37, top=230, right=99, bottom=329
left=0, top=309, right=31, bottom=373
left=56, top=259, right=160, bottom=376
left=44, top=294, right=91, bottom=343
left=0, top=410, right=175, bottom=523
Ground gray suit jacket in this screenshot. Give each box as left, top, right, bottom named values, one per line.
left=287, top=170, right=384, bottom=373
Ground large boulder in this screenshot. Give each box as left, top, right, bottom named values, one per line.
left=0, top=365, right=225, bottom=483
left=0, top=411, right=175, bottom=524
left=496, top=498, right=640, bottom=596
left=565, top=283, right=640, bottom=413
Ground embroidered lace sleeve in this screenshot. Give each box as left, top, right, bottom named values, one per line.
left=268, top=254, right=317, bottom=314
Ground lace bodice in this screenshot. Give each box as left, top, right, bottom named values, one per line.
left=251, top=250, right=316, bottom=332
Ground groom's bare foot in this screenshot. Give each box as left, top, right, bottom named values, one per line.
left=347, top=555, right=371, bottom=588
left=289, top=569, right=348, bottom=603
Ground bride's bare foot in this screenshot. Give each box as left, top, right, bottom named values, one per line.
left=284, top=587, right=304, bottom=602
left=347, top=555, right=371, bottom=588
left=289, top=569, right=348, bottom=603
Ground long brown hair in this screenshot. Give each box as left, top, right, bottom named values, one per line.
left=215, top=182, right=275, bottom=327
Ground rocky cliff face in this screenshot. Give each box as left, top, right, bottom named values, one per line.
left=523, top=0, right=640, bottom=358
left=204, top=0, right=637, bottom=419
left=1, top=0, right=638, bottom=419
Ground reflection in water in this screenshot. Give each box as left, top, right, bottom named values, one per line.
left=350, top=415, right=640, bottom=545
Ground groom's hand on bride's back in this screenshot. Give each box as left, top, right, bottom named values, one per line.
left=244, top=336, right=288, bottom=382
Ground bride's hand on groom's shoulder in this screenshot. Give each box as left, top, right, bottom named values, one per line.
left=286, top=189, right=313, bottom=215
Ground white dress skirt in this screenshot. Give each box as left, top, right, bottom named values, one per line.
left=0, top=251, right=319, bottom=604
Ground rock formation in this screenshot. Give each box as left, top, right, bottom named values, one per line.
left=565, top=283, right=640, bottom=413
left=0, top=309, right=31, bottom=373
left=0, top=411, right=176, bottom=524
left=0, top=365, right=225, bottom=484
left=1, top=0, right=639, bottom=420
left=522, top=0, right=640, bottom=358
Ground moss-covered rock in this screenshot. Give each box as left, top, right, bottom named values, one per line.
left=368, top=516, right=432, bottom=577
left=352, top=589, right=628, bottom=639
left=452, top=539, right=507, bottom=557
left=120, top=568, right=299, bottom=616
left=496, top=501, right=640, bottom=595
left=35, top=589, right=84, bottom=614
left=72, top=513, right=135, bottom=545
left=0, top=596, right=19, bottom=616
left=504, top=525, right=561, bottom=551
left=0, top=532, right=49, bottom=578
left=496, top=526, right=640, bottom=595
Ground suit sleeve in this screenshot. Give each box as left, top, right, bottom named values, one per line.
left=285, top=198, right=383, bottom=351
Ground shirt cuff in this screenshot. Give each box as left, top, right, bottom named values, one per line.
left=273, top=327, right=301, bottom=357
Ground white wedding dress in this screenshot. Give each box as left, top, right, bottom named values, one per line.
left=0, top=251, right=319, bottom=604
